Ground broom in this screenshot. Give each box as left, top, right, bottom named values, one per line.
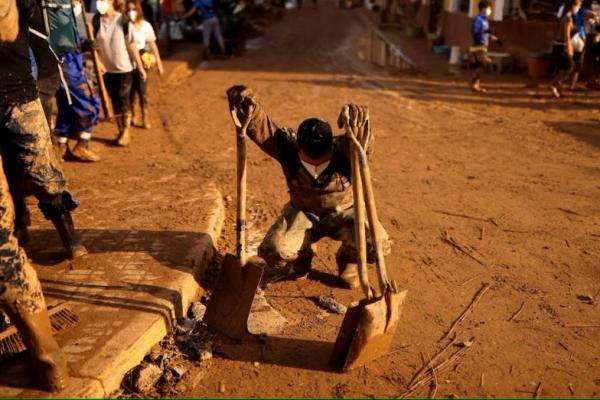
left=0, top=303, right=78, bottom=360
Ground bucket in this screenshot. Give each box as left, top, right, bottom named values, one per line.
left=449, top=46, right=461, bottom=65
left=527, top=53, right=550, bottom=78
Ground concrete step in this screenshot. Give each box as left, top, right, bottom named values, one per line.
left=0, top=183, right=224, bottom=397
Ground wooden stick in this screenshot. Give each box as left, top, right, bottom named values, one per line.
left=534, top=382, right=543, bottom=398
left=480, top=225, right=485, bottom=241
left=441, top=231, right=486, bottom=266
left=433, top=210, right=489, bottom=223
left=568, top=383, right=575, bottom=395
left=508, top=301, right=525, bottom=322
left=441, top=283, right=491, bottom=341
left=401, top=343, right=473, bottom=397
left=407, top=335, right=457, bottom=388
left=459, top=273, right=481, bottom=287
left=564, top=324, right=600, bottom=328
left=558, top=207, right=586, bottom=217
left=480, top=372, right=484, bottom=389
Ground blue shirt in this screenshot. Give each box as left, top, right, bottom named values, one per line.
left=193, top=0, right=217, bottom=20
left=471, top=13, right=490, bottom=46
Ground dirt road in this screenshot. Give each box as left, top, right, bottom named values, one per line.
left=45, top=0, right=599, bottom=396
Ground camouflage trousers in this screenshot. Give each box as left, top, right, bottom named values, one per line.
left=258, top=202, right=392, bottom=274
left=0, top=150, right=46, bottom=315
left=0, top=98, right=67, bottom=202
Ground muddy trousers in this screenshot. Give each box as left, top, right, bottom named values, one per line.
left=0, top=99, right=80, bottom=251
left=258, top=202, right=392, bottom=275
left=470, top=50, right=491, bottom=85
left=0, top=151, right=45, bottom=316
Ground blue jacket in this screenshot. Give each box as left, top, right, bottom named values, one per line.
left=194, top=0, right=217, bottom=20
left=471, top=13, right=490, bottom=46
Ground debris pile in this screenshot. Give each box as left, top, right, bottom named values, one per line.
left=117, top=301, right=215, bottom=397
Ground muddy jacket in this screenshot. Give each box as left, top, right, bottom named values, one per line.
left=247, top=103, right=373, bottom=216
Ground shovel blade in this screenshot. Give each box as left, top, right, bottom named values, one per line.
left=203, top=253, right=264, bottom=340
left=330, top=287, right=407, bottom=371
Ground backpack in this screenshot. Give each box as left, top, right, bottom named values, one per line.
left=91, top=12, right=130, bottom=39
left=39, top=0, right=79, bottom=56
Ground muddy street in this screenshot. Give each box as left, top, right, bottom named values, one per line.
left=27, top=0, right=600, bottom=397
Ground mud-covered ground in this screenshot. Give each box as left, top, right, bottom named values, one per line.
left=42, top=0, right=600, bottom=397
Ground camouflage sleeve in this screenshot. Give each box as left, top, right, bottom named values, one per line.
left=246, top=102, right=292, bottom=161
left=0, top=0, right=19, bottom=42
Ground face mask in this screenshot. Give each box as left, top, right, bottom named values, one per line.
left=301, top=159, right=331, bottom=180
left=73, top=2, right=82, bottom=16
left=96, top=0, right=109, bottom=15
left=128, top=10, right=137, bottom=20
left=485, top=7, right=492, bottom=16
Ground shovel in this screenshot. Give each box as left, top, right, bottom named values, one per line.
left=203, top=104, right=264, bottom=341
left=330, top=109, right=408, bottom=371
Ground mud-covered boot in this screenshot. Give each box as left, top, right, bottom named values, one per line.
left=50, top=211, right=88, bottom=259
left=336, top=250, right=360, bottom=289
left=115, top=112, right=132, bottom=147
left=71, top=133, right=100, bottom=162
left=286, top=249, right=313, bottom=280
left=51, top=135, right=68, bottom=162
left=5, top=306, right=69, bottom=392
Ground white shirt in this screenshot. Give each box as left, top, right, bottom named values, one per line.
left=301, top=160, right=331, bottom=180
left=96, top=13, right=135, bottom=73
left=130, top=20, right=156, bottom=52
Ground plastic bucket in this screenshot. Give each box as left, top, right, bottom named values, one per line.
left=527, top=53, right=550, bottom=78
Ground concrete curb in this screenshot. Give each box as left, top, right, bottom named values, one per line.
left=0, top=183, right=224, bottom=398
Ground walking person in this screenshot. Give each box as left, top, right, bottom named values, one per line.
left=469, top=0, right=502, bottom=93
left=126, top=0, right=164, bottom=129
left=550, top=0, right=599, bottom=97
left=182, top=0, right=225, bottom=59
left=93, top=0, right=147, bottom=146
left=53, top=0, right=102, bottom=162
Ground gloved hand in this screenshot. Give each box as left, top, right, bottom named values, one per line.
left=338, top=103, right=369, bottom=129
left=80, top=38, right=98, bottom=52
left=227, top=85, right=257, bottom=127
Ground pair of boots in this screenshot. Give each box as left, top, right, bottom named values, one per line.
left=4, top=306, right=69, bottom=392
left=114, top=112, right=132, bottom=147
left=285, top=249, right=360, bottom=289
left=53, top=134, right=101, bottom=163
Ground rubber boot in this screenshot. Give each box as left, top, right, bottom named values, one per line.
left=336, top=249, right=360, bottom=289
left=51, top=135, right=68, bottom=162
left=287, top=249, right=313, bottom=280
left=49, top=211, right=88, bottom=259
left=71, top=133, right=100, bottom=162
left=115, top=113, right=132, bottom=147
left=4, top=306, right=69, bottom=392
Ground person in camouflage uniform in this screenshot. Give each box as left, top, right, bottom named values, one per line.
left=0, top=0, right=69, bottom=392
left=227, top=85, right=392, bottom=289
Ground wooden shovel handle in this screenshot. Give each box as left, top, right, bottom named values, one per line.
left=80, top=5, right=113, bottom=120
left=232, top=105, right=254, bottom=266
left=347, top=124, right=389, bottom=293
left=345, top=123, right=372, bottom=300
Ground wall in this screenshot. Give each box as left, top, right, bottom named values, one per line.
left=442, top=11, right=558, bottom=67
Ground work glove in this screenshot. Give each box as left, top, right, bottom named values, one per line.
left=227, top=84, right=257, bottom=127
left=80, top=38, right=98, bottom=53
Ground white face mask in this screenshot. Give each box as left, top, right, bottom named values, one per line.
left=485, top=7, right=492, bottom=16
left=96, top=0, right=109, bottom=15
left=128, top=10, right=137, bottom=20
left=73, top=2, right=82, bottom=16
left=301, top=159, right=331, bottom=180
